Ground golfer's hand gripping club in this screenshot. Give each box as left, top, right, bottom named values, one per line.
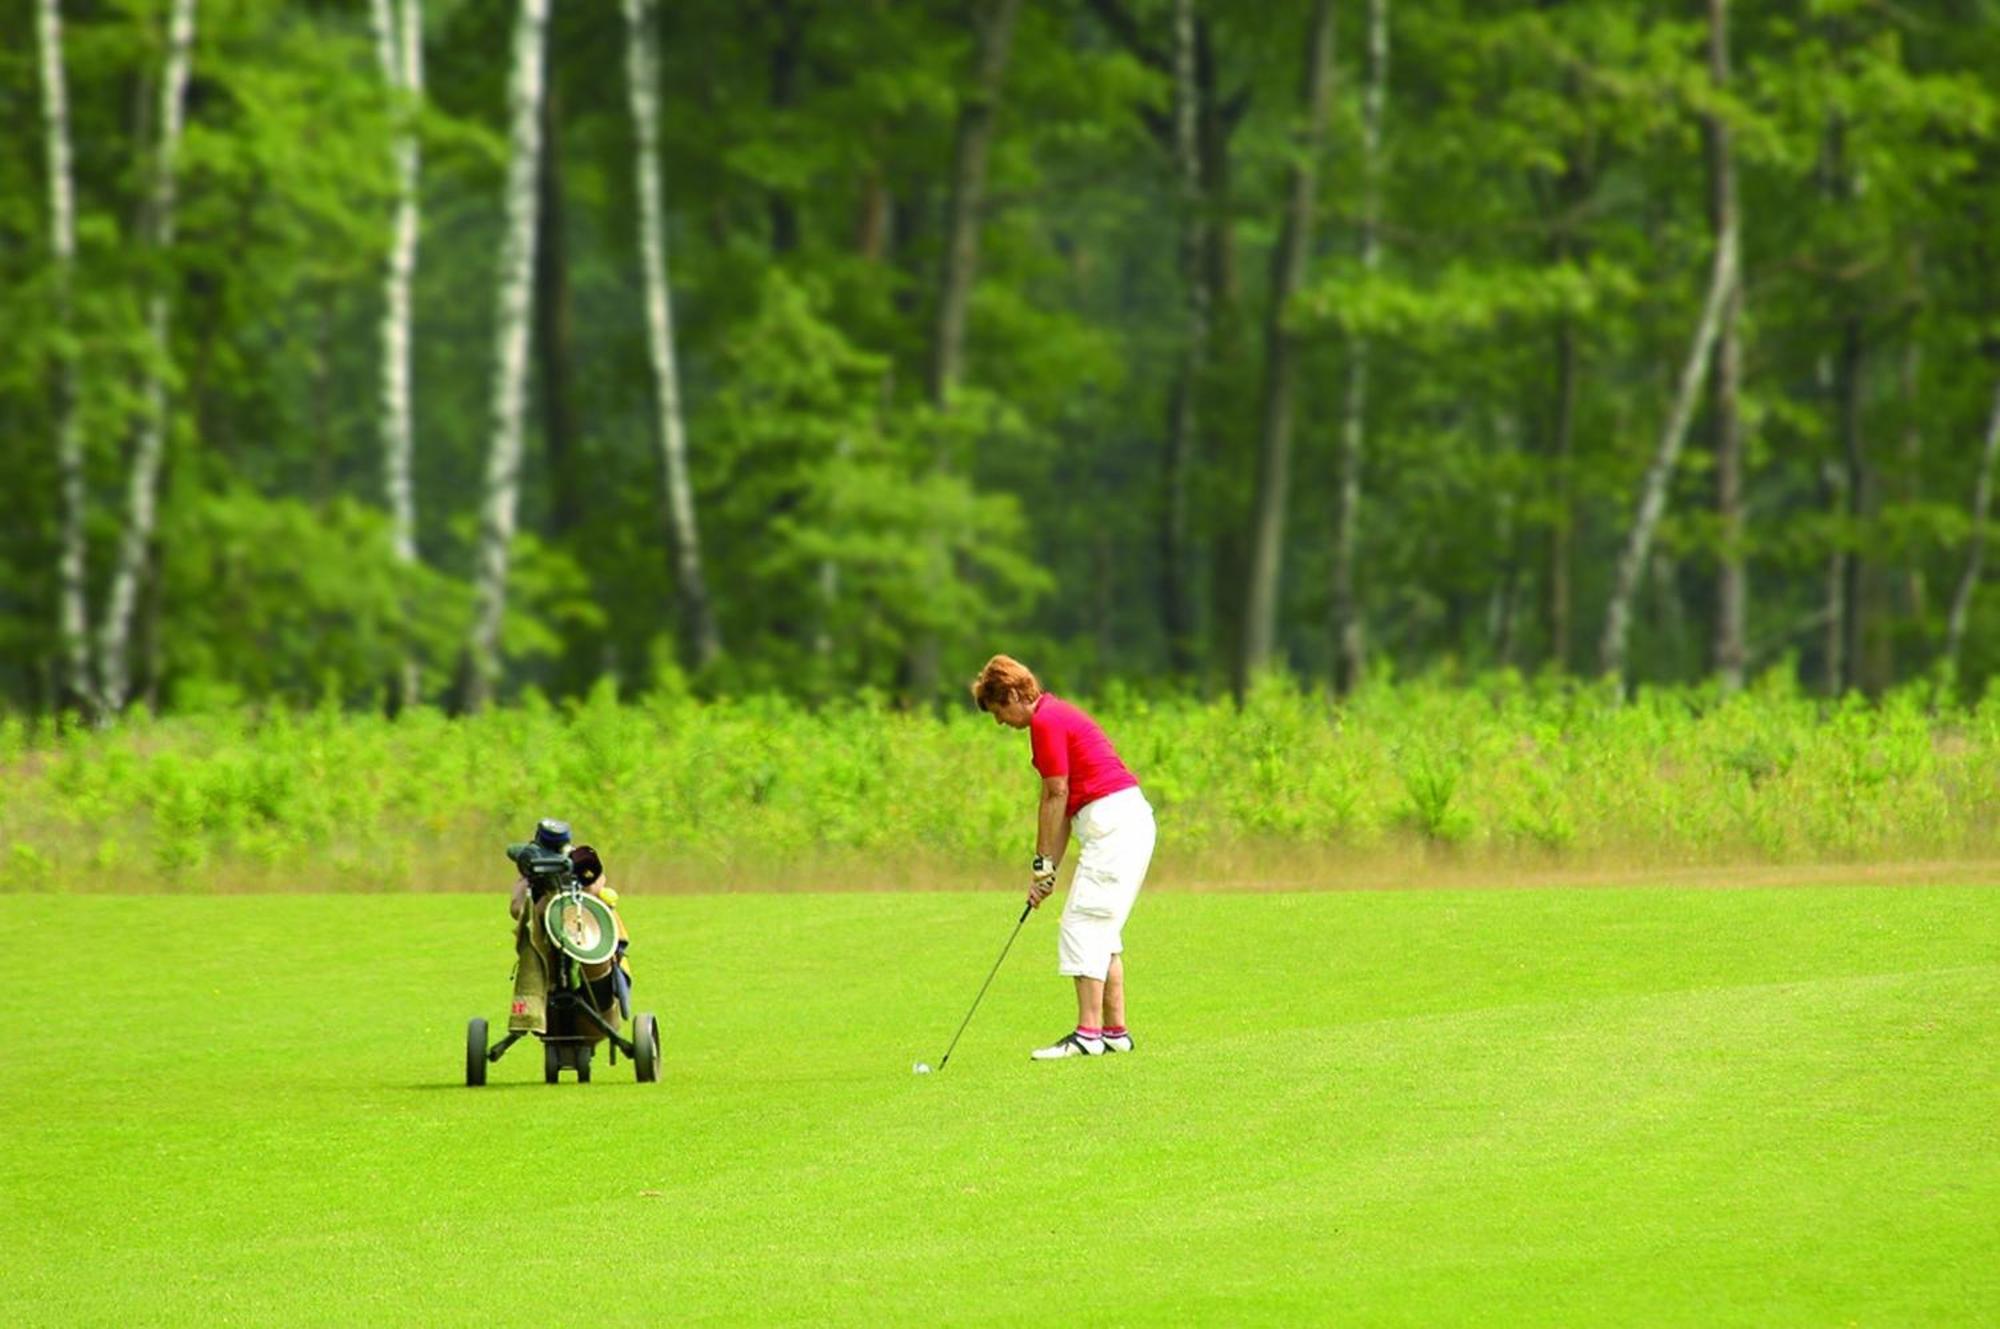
left=1027, top=853, right=1057, bottom=909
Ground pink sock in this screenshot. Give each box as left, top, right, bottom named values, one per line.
left=1077, top=1026, right=1103, bottom=1040
left=1103, top=1025, right=1126, bottom=1037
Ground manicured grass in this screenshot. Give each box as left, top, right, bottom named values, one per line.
left=3, top=884, right=1995, bottom=1325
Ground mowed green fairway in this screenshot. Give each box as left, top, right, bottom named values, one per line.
left=4, top=884, right=1996, bottom=1326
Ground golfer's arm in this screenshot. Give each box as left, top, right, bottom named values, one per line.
left=1038, top=776, right=1071, bottom=866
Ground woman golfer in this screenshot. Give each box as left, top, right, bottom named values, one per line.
left=972, top=655, right=1157, bottom=1060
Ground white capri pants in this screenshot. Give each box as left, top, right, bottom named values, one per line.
left=1059, top=787, right=1157, bottom=980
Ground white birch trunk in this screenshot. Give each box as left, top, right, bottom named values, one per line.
left=1240, top=0, right=1335, bottom=687
left=38, top=0, right=96, bottom=715
left=1941, top=379, right=2000, bottom=677
left=371, top=0, right=424, bottom=707
left=1332, top=0, right=1386, bottom=695
left=99, top=0, right=196, bottom=715
left=1597, top=217, right=1739, bottom=681
left=464, top=0, right=548, bottom=711
left=623, top=0, right=720, bottom=670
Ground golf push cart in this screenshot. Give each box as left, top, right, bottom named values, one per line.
left=465, top=834, right=662, bottom=1086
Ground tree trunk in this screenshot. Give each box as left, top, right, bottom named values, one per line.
left=1535, top=27, right=1597, bottom=676
left=1819, top=450, right=1847, bottom=696
left=1816, top=119, right=1848, bottom=697
left=311, top=295, right=337, bottom=502
left=1899, top=334, right=1926, bottom=620
left=37, top=0, right=95, bottom=715
left=1548, top=313, right=1577, bottom=672
left=624, top=0, right=720, bottom=670
left=1159, top=0, right=1205, bottom=675
left=910, top=0, right=1022, bottom=699
left=1087, top=0, right=1247, bottom=681
left=855, top=157, right=890, bottom=261
left=1837, top=316, right=1890, bottom=694
left=1331, top=0, right=1386, bottom=696
left=1596, top=202, right=1739, bottom=682
left=1941, top=378, right=2000, bottom=678
left=464, top=0, right=549, bottom=711
left=1239, top=0, right=1335, bottom=689
left=768, top=0, right=804, bottom=254
left=99, top=0, right=196, bottom=716
left=1704, top=0, right=1746, bottom=693
left=927, top=0, right=1022, bottom=410
left=1194, top=18, right=1240, bottom=314
left=1199, top=24, right=1251, bottom=686
left=1487, top=417, right=1522, bottom=666
left=1833, top=314, right=1878, bottom=693
left=370, top=0, right=423, bottom=708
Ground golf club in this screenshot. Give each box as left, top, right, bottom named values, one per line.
left=926, top=899, right=1034, bottom=1072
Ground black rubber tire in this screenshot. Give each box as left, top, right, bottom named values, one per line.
left=465, top=1018, right=488, bottom=1087
left=575, top=1047, right=591, bottom=1084
left=634, top=1013, right=661, bottom=1084
left=544, top=1040, right=560, bottom=1084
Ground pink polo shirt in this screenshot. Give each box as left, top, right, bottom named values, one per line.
left=1029, top=694, right=1139, bottom=819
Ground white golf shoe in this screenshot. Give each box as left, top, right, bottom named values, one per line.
left=1101, top=1031, right=1134, bottom=1053
left=1031, top=1032, right=1104, bottom=1060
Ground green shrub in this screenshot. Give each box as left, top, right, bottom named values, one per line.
left=2, top=672, right=1995, bottom=891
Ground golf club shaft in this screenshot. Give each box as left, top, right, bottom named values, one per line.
left=937, top=901, right=1034, bottom=1070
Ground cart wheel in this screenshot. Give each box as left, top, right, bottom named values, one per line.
left=634, top=1014, right=661, bottom=1083
left=465, top=1018, right=488, bottom=1087
left=544, top=1040, right=560, bottom=1084
left=575, top=1046, right=592, bottom=1084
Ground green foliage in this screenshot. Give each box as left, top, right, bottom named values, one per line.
left=3, top=676, right=1995, bottom=892
left=153, top=487, right=597, bottom=710
left=3, top=0, right=2000, bottom=709
left=700, top=272, right=1051, bottom=693
left=159, top=488, right=461, bottom=708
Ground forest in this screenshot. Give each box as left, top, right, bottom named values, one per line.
left=5, top=0, right=1999, bottom=717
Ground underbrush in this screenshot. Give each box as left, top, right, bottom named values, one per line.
left=3, top=671, right=1996, bottom=891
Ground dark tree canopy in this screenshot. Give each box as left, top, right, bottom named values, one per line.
left=3, top=0, right=1999, bottom=714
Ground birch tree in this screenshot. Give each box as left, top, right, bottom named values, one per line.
left=37, top=0, right=95, bottom=715
left=98, top=0, right=196, bottom=715
left=1704, top=0, right=1746, bottom=692
left=370, top=0, right=424, bottom=707
left=624, top=0, right=720, bottom=670
left=464, top=0, right=549, bottom=711
left=1597, top=192, right=1740, bottom=681
left=1240, top=0, right=1335, bottom=687
left=1331, top=0, right=1386, bottom=695
left=1941, top=379, right=2000, bottom=680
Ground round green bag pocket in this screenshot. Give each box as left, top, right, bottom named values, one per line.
left=543, top=891, right=619, bottom=965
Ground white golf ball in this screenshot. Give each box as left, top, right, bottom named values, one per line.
left=912, top=1062, right=931, bottom=1075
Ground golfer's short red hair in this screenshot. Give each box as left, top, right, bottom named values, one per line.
left=970, top=654, right=1041, bottom=711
